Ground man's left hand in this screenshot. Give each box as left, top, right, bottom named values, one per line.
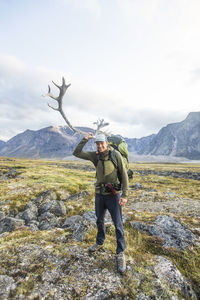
left=119, top=198, right=127, bottom=206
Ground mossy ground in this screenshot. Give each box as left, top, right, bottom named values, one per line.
left=0, top=157, right=200, bottom=298
left=0, top=157, right=95, bottom=213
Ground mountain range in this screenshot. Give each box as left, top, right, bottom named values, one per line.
left=0, top=112, right=200, bottom=160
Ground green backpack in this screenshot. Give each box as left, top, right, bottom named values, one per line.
left=107, top=135, right=133, bottom=179
left=107, top=135, right=129, bottom=170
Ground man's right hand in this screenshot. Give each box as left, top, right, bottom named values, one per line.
left=85, top=132, right=94, bottom=140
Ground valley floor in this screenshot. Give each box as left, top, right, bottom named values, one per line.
left=0, top=157, right=200, bottom=299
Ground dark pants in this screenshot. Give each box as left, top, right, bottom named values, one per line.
left=95, top=193, right=126, bottom=254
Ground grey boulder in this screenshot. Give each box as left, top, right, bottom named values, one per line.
left=0, top=217, right=25, bottom=234
left=38, top=200, right=66, bottom=217
left=131, top=215, right=197, bottom=250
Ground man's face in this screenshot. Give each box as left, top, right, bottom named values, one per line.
left=96, top=141, right=108, bottom=153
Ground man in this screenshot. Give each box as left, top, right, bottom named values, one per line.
left=73, top=132, right=129, bottom=273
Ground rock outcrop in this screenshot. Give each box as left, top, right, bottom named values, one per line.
left=0, top=217, right=25, bottom=234
left=131, top=215, right=198, bottom=250
left=154, top=256, right=197, bottom=299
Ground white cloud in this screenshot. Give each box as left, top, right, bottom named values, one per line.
left=1, top=1, right=200, bottom=141
left=0, top=53, right=198, bottom=141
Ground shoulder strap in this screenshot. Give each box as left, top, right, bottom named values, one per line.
left=94, top=152, right=99, bottom=167
left=110, top=150, right=122, bottom=183
left=109, top=149, right=118, bottom=169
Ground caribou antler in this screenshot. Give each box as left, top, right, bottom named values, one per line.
left=45, top=77, right=110, bottom=137
left=93, top=118, right=110, bottom=135
left=45, top=77, right=88, bottom=135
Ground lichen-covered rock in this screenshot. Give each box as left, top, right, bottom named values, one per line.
left=0, top=212, right=5, bottom=221
left=0, top=217, right=25, bottom=234
left=82, top=210, right=113, bottom=226
left=154, top=256, right=197, bottom=299
left=38, top=212, right=61, bottom=230
left=147, top=187, right=157, bottom=192
left=64, top=245, right=122, bottom=299
left=33, top=189, right=57, bottom=206
left=64, top=190, right=90, bottom=201
left=28, top=220, right=39, bottom=231
left=0, top=275, right=16, bottom=299
left=38, top=200, right=66, bottom=217
left=83, top=211, right=97, bottom=225
left=0, top=243, right=122, bottom=299
left=131, top=215, right=198, bottom=250
left=62, top=215, right=85, bottom=241
left=135, top=293, right=152, bottom=300
left=133, top=182, right=145, bottom=190
left=0, top=168, right=19, bottom=181
left=21, top=202, right=38, bottom=224
left=83, top=210, right=127, bottom=226
left=63, top=215, right=83, bottom=227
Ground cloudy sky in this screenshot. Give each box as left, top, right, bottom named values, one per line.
left=1, top=0, right=200, bottom=141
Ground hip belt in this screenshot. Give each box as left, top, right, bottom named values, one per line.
left=99, top=182, right=121, bottom=195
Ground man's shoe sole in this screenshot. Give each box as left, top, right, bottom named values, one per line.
left=88, top=244, right=103, bottom=252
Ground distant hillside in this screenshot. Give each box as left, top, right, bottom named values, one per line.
left=0, top=112, right=199, bottom=159
left=0, top=140, right=6, bottom=149
left=142, top=112, right=200, bottom=159
left=125, top=134, right=156, bottom=153
left=0, top=126, right=95, bottom=158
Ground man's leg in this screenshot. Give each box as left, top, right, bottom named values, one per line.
left=105, top=193, right=126, bottom=254
left=105, top=193, right=126, bottom=273
left=95, top=193, right=106, bottom=246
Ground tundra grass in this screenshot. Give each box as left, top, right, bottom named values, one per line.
left=128, top=162, right=200, bottom=200
left=0, top=157, right=95, bottom=212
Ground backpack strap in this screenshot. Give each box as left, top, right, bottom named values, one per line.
left=109, top=150, right=122, bottom=184
left=94, top=152, right=99, bottom=167
left=109, top=149, right=118, bottom=169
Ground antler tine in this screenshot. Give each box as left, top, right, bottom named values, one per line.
left=48, top=103, right=59, bottom=111
left=46, top=85, right=58, bottom=101
left=52, top=80, right=61, bottom=90
left=94, top=118, right=110, bottom=136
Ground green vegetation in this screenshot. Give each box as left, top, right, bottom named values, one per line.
left=0, top=157, right=95, bottom=213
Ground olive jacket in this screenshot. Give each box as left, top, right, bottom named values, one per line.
left=73, top=138, right=129, bottom=198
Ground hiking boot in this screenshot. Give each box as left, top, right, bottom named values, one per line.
left=88, top=243, right=103, bottom=253
left=117, top=252, right=126, bottom=273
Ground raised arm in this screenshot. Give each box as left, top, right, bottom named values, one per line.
left=73, top=132, right=97, bottom=163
